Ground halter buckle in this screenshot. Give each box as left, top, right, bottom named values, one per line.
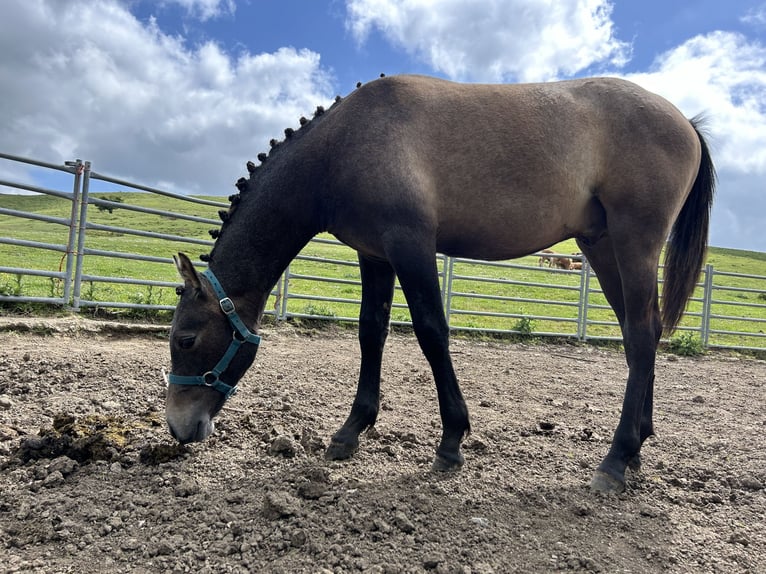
left=219, top=297, right=235, bottom=315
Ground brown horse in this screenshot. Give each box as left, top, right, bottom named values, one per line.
left=166, top=74, right=715, bottom=494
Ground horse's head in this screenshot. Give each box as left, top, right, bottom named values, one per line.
left=165, top=253, right=260, bottom=444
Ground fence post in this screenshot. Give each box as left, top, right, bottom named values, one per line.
left=700, top=263, right=714, bottom=348
left=271, top=274, right=284, bottom=321
left=62, top=160, right=83, bottom=309
left=444, top=256, right=455, bottom=327
left=71, top=161, right=92, bottom=312
left=578, top=258, right=591, bottom=341
left=280, top=264, right=291, bottom=320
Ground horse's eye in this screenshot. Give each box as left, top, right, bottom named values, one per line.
left=175, top=286, right=185, bottom=296
left=178, top=336, right=196, bottom=350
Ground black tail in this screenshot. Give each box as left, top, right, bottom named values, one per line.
left=661, top=117, right=716, bottom=334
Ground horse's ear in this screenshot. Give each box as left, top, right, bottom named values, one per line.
left=174, top=253, right=202, bottom=291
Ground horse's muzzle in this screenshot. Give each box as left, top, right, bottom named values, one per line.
left=167, top=417, right=215, bottom=444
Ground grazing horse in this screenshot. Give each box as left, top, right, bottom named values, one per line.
left=166, top=75, right=715, bottom=494
left=537, top=249, right=556, bottom=267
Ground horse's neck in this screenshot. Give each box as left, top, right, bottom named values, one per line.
left=209, top=183, right=319, bottom=314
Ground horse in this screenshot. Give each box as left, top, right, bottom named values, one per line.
left=551, top=255, right=572, bottom=270
left=166, top=74, right=715, bottom=494
left=537, top=249, right=555, bottom=267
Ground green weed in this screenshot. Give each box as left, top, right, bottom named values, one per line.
left=668, top=332, right=705, bottom=357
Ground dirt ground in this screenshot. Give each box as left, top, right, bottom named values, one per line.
left=0, top=317, right=764, bottom=574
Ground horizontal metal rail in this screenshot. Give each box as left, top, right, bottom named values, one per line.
left=2, top=152, right=766, bottom=351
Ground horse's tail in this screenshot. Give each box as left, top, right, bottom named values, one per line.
left=661, top=116, right=717, bottom=334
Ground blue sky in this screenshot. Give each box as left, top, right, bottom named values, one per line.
left=1, top=0, right=765, bottom=251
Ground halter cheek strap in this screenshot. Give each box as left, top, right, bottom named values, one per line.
left=166, top=268, right=261, bottom=399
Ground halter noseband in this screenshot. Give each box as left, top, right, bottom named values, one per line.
left=166, top=268, right=261, bottom=399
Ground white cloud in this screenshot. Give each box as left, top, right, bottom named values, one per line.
left=0, top=0, right=335, bottom=194
left=345, top=0, right=630, bottom=82
left=741, top=3, right=766, bottom=28
left=624, top=31, right=766, bottom=185
left=626, top=32, right=766, bottom=174
left=623, top=32, right=766, bottom=250
left=159, top=0, right=236, bottom=21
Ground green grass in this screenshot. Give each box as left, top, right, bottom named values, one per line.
left=2, top=192, right=766, bottom=349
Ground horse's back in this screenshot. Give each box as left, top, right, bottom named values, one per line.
left=322, top=75, right=700, bottom=260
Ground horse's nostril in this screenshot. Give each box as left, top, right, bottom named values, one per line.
left=194, top=419, right=214, bottom=442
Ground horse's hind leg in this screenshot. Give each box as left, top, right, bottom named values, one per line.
left=577, top=236, right=661, bottom=493
left=326, top=255, right=396, bottom=460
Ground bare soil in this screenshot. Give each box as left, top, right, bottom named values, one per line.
left=0, top=317, right=764, bottom=573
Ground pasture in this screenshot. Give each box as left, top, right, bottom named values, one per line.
left=2, top=193, right=766, bottom=349
left=0, top=320, right=764, bottom=572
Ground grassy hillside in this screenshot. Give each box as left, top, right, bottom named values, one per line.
left=1, top=192, right=765, bottom=349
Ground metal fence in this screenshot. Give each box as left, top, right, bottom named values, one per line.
left=2, top=152, right=766, bottom=351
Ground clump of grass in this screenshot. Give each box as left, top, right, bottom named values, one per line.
left=668, top=332, right=704, bottom=357
left=302, top=303, right=337, bottom=318
left=513, top=316, right=535, bottom=337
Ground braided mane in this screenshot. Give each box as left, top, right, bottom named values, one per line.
left=199, top=82, right=371, bottom=262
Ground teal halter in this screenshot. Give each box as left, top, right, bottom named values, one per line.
left=167, top=268, right=261, bottom=399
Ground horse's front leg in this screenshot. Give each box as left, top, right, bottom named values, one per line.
left=326, top=256, right=395, bottom=461
left=391, top=248, right=470, bottom=471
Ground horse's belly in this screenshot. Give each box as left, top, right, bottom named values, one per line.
left=436, top=233, right=558, bottom=261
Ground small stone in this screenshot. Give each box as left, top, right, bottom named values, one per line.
left=692, top=395, right=705, bottom=404
left=154, top=542, right=173, bottom=556
left=573, top=504, right=592, bottom=517
left=262, top=491, right=300, bottom=520
left=0, top=396, right=12, bottom=410
left=48, top=456, right=79, bottom=477
left=42, top=470, right=64, bottom=487
left=728, top=532, right=750, bottom=546
left=269, top=435, right=299, bottom=458
left=393, top=511, right=415, bottom=533
left=290, top=529, right=308, bottom=547
left=464, top=437, right=488, bottom=451
left=121, top=538, right=141, bottom=551
left=297, top=479, right=327, bottom=500
left=174, top=479, right=200, bottom=497
left=424, top=552, right=445, bottom=570
left=740, top=476, right=764, bottom=491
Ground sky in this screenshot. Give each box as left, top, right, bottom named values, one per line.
left=0, top=0, right=765, bottom=251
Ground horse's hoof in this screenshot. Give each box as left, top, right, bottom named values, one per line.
left=590, top=470, right=625, bottom=494
left=324, top=440, right=357, bottom=461
left=431, top=451, right=464, bottom=472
